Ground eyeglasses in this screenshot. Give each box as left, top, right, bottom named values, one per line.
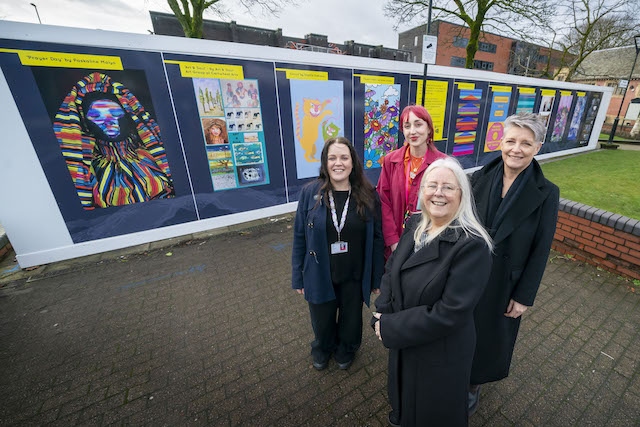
left=423, top=183, right=460, bottom=196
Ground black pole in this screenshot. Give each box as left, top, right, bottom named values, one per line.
left=421, top=0, right=433, bottom=106
left=608, top=45, right=639, bottom=144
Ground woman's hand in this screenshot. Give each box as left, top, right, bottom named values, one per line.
left=372, top=288, right=381, bottom=295
left=295, top=289, right=304, bottom=295
left=390, top=242, right=398, bottom=252
left=373, top=312, right=382, bottom=340
left=504, top=299, right=527, bottom=318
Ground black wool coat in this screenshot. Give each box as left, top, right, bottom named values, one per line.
left=374, top=215, right=492, bottom=427
left=470, top=157, right=559, bottom=384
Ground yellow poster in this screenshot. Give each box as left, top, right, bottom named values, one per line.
left=414, top=79, right=448, bottom=141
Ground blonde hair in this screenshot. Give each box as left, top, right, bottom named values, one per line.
left=413, top=157, right=493, bottom=251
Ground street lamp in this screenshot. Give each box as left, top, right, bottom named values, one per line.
left=607, top=34, right=640, bottom=144
left=30, top=3, right=41, bottom=24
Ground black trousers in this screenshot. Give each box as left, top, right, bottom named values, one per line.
left=308, top=280, right=363, bottom=364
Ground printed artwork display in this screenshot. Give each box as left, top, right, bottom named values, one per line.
left=193, top=77, right=269, bottom=190
left=538, top=89, right=557, bottom=136
left=579, top=94, right=601, bottom=145
left=417, top=79, right=450, bottom=141
left=453, top=84, right=482, bottom=157
left=567, top=93, right=587, bottom=142
left=515, top=87, right=536, bottom=114
left=53, top=71, right=175, bottom=210
left=483, top=85, right=512, bottom=152
left=289, top=79, right=344, bottom=179
left=551, top=91, right=574, bottom=143
left=363, top=83, right=401, bottom=169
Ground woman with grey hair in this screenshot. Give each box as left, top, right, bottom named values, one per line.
left=373, top=157, right=493, bottom=426
left=468, top=113, right=559, bottom=415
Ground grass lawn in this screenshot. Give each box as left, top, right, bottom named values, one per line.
left=540, top=150, right=640, bottom=220
left=598, top=133, right=640, bottom=143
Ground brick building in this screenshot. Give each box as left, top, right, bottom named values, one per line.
left=398, top=20, right=567, bottom=77
left=149, top=11, right=412, bottom=62
left=569, top=45, right=640, bottom=129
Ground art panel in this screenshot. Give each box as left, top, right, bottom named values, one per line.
left=0, top=41, right=197, bottom=243
left=288, top=78, right=345, bottom=179
left=515, top=87, right=536, bottom=114
left=163, top=54, right=286, bottom=218
left=483, top=85, right=513, bottom=152
left=363, top=82, right=401, bottom=169
left=567, top=92, right=587, bottom=143
left=550, top=91, right=574, bottom=143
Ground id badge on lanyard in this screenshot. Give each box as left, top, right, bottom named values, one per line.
left=329, top=190, right=351, bottom=254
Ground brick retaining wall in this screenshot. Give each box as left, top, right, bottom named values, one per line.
left=553, top=198, right=640, bottom=280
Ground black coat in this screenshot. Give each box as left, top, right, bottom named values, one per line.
left=375, top=215, right=492, bottom=427
left=470, top=157, right=559, bottom=384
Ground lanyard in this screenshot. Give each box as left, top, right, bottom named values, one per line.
left=328, top=189, right=351, bottom=241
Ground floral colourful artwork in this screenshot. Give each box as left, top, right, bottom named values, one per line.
left=363, top=84, right=401, bottom=169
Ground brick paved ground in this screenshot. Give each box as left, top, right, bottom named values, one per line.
left=0, top=219, right=639, bottom=426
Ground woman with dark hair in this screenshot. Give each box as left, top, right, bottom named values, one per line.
left=377, top=105, right=447, bottom=258
left=292, top=137, right=384, bottom=371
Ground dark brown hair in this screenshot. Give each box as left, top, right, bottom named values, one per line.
left=316, top=137, right=375, bottom=219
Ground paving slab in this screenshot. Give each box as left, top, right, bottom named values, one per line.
left=0, top=220, right=639, bottom=426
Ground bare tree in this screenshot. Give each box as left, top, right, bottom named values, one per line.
left=556, top=0, right=637, bottom=80
left=385, top=0, right=554, bottom=68
left=167, top=0, right=291, bottom=38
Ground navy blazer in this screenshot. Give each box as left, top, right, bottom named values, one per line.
left=291, top=181, right=384, bottom=306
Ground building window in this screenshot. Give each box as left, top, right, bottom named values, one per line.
left=414, top=36, right=418, bottom=47
left=450, top=56, right=466, bottom=67
left=473, top=59, right=494, bottom=71
left=478, top=41, right=497, bottom=53
left=453, top=36, right=468, bottom=48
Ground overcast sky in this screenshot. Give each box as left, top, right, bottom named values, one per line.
left=1, top=0, right=412, bottom=49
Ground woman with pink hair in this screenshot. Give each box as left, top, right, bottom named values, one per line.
left=376, top=105, right=447, bottom=258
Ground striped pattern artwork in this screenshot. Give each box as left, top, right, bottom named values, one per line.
left=453, top=89, right=482, bottom=157
left=54, top=72, right=174, bottom=210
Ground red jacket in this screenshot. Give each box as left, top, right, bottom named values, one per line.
left=376, top=144, right=447, bottom=254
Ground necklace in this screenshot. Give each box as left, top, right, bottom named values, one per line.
left=409, top=155, right=423, bottom=180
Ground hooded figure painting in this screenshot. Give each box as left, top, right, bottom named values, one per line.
left=54, top=72, right=174, bottom=210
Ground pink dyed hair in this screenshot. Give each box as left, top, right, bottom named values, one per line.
left=399, top=105, right=435, bottom=146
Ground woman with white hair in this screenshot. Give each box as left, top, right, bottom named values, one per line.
left=468, top=113, right=559, bottom=415
left=373, top=157, right=493, bottom=427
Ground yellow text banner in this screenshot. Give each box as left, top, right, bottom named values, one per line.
left=0, top=48, right=122, bottom=70
left=355, top=74, right=395, bottom=85
left=276, top=68, right=328, bottom=80
left=165, top=61, right=244, bottom=79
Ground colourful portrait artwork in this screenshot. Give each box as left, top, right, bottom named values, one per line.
left=567, top=94, right=586, bottom=142
left=483, top=85, right=512, bottom=152
left=363, top=84, right=400, bottom=169
left=453, top=86, right=482, bottom=157
left=202, top=117, right=229, bottom=145
left=193, top=78, right=224, bottom=117
left=289, top=79, right=344, bottom=179
left=551, top=92, right=573, bottom=143
left=54, top=72, right=174, bottom=210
